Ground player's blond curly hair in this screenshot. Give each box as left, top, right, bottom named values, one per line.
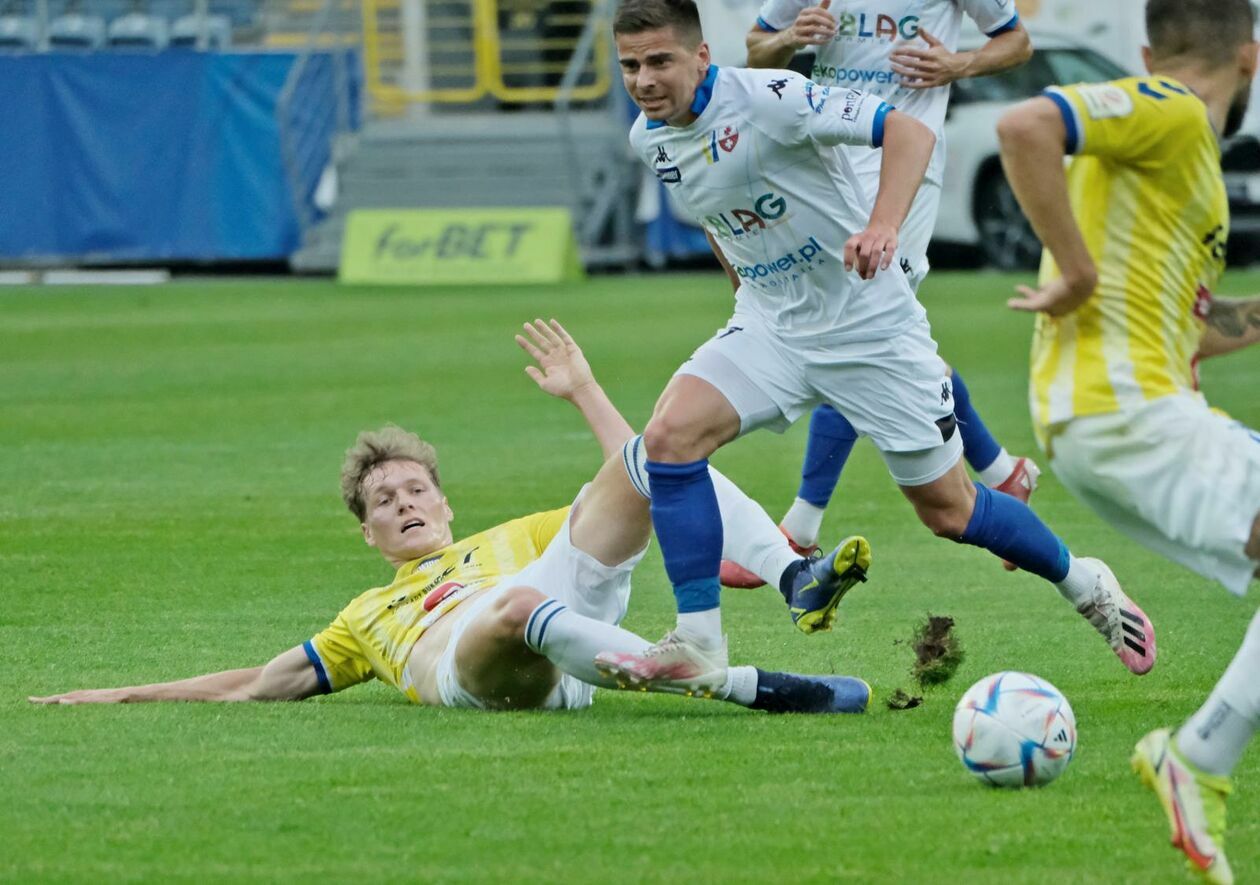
left=340, top=425, right=441, bottom=521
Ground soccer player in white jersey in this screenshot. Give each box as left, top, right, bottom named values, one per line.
left=598, top=0, right=1156, bottom=694
left=998, top=0, right=1259, bottom=878
left=29, top=320, right=870, bottom=716
left=716, top=0, right=1038, bottom=585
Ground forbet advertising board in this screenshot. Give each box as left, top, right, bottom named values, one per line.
left=339, top=208, right=584, bottom=286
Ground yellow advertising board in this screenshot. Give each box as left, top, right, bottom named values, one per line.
left=338, top=208, right=584, bottom=285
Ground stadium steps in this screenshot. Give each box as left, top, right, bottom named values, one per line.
left=290, top=110, right=636, bottom=273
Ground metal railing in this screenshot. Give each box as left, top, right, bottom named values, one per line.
left=360, top=0, right=611, bottom=110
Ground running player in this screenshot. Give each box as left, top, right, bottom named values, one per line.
left=997, top=1, right=1258, bottom=879
left=29, top=320, right=869, bottom=715
left=602, top=0, right=1155, bottom=695
left=718, top=0, right=1038, bottom=585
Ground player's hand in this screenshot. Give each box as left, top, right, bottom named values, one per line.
left=1007, top=274, right=1096, bottom=317
left=889, top=29, right=967, bottom=88
left=844, top=222, right=899, bottom=279
left=28, top=688, right=128, bottom=705
left=788, top=0, right=836, bottom=48
left=515, top=318, right=596, bottom=401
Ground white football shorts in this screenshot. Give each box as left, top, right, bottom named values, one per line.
left=677, top=310, right=963, bottom=486
left=436, top=487, right=643, bottom=710
left=1047, top=394, right=1260, bottom=595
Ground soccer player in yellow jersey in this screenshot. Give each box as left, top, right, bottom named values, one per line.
left=29, top=320, right=871, bottom=715
left=998, top=1, right=1260, bottom=880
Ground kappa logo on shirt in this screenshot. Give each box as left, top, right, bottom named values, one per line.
left=767, top=78, right=789, bottom=99
left=653, top=145, right=681, bottom=184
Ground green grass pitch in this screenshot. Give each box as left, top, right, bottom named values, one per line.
left=3, top=270, right=1258, bottom=882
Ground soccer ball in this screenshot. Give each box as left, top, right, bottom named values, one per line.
left=952, top=671, right=1076, bottom=788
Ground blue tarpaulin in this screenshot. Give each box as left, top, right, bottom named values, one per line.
left=0, top=51, right=347, bottom=262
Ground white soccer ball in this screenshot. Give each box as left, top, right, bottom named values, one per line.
left=952, top=671, right=1076, bottom=788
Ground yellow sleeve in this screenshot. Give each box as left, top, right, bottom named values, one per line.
left=1045, top=78, right=1198, bottom=165
left=303, top=612, right=375, bottom=694
left=521, top=506, right=571, bottom=554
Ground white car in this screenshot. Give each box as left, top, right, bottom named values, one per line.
left=933, top=33, right=1130, bottom=269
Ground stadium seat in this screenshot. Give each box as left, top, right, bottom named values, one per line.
left=107, top=10, right=169, bottom=49
left=0, top=13, right=37, bottom=49
left=170, top=13, right=231, bottom=49
left=47, top=11, right=106, bottom=49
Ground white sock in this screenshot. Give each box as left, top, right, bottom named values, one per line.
left=675, top=608, right=723, bottom=649
left=711, top=471, right=802, bottom=587
left=523, top=599, right=649, bottom=688
left=781, top=497, right=826, bottom=548
left=978, top=449, right=1018, bottom=487
left=1177, top=608, right=1260, bottom=777
left=718, top=665, right=759, bottom=705
left=621, top=435, right=801, bottom=588
left=1054, top=555, right=1098, bottom=607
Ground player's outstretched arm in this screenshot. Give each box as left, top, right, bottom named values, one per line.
left=1200, top=296, right=1260, bottom=358
left=746, top=0, right=835, bottom=69
left=845, top=111, right=935, bottom=279
left=516, top=319, right=635, bottom=459
left=890, top=23, right=1031, bottom=90
left=28, top=645, right=321, bottom=705
left=997, top=97, right=1097, bottom=316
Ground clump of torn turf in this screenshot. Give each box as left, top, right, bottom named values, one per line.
left=886, top=615, right=964, bottom=711
left=912, top=615, right=964, bottom=687
left=885, top=689, right=922, bottom=710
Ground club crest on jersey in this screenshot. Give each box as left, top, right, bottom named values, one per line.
left=700, top=126, right=739, bottom=164
left=653, top=145, right=681, bottom=183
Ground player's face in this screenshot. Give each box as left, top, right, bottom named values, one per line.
left=616, top=27, right=710, bottom=126
left=359, top=459, right=454, bottom=566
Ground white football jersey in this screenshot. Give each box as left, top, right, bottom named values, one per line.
left=629, top=65, right=924, bottom=341
left=755, top=0, right=1019, bottom=184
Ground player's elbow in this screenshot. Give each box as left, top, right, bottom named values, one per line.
left=744, top=26, right=772, bottom=64
left=885, top=112, right=935, bottom=154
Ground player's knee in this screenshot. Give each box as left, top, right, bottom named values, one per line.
left=642, top=413, right=717, bottom=462
left=917, top=502, right=973, bottom=539
left=489, top=585, right=548, bottom=641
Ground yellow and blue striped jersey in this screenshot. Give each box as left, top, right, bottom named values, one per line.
left=303, top=507, right=568, bottom=703
left=1031, top=76, right=1226, bottom=442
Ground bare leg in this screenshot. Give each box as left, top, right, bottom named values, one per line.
left=451, top=586, right=562, bottom=709
left=568, top=454, right=654, bottom=567
left=898, top=458, right=977, bottom=538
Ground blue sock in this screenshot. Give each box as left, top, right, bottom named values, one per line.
left=645, top=459, right=722, bottom=613
left=951, top=371, right=1002, bottom=473
left=796, top=405, right=859, bottom=508
left=959, top=483, right=1070, bottom=582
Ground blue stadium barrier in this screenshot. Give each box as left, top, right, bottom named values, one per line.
left=0, top=50, right=358, bottom=263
